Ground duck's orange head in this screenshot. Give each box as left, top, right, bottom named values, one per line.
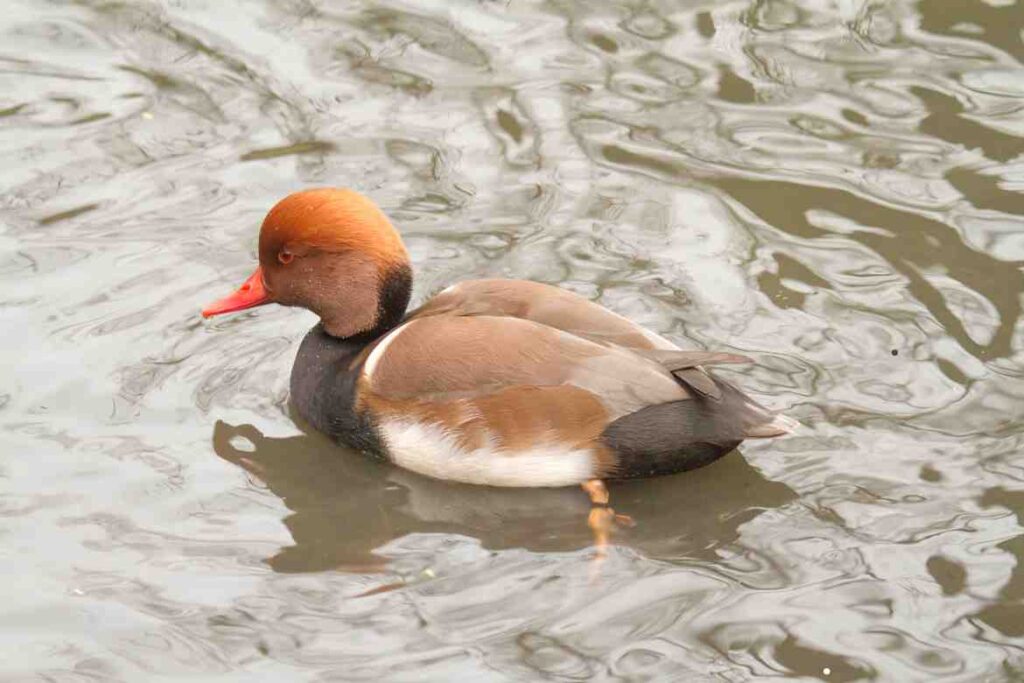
left=202, top=188, right=412, bottom=339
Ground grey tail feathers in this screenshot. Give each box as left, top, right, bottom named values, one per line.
left=745, top=412, right=799, bottom=438
left=640, top=348, right=798, bottom=438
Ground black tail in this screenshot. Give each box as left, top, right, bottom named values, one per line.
left=599, top=367, right=795, bottom=479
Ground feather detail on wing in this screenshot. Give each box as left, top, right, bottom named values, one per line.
left=407, top=279, right=678, bottom=351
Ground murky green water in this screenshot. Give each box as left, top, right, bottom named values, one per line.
left=1, top=0, right=1023, bottom=679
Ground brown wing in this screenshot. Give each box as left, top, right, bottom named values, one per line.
left=362, top=315, right=687, bottom=423
left=406, top=279, right=678, bottom=351
left=405, top=278, right=763, bottom=400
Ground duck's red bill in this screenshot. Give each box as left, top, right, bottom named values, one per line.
left=202, top=266, right=271, bottom=318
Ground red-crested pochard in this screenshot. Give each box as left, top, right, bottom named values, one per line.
left=203, top=188, right=795, bottom=545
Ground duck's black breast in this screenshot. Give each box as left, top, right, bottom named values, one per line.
left=289, top=324, right=386, bottom=458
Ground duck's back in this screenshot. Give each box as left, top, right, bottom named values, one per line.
left=407, top=279, right=679, bottom=352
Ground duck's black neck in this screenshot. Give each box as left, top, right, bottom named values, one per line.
left=288, top=323, right=382, bottom=455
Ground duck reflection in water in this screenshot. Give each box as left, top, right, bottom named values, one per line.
left=212, top=418, right=797, bottom=574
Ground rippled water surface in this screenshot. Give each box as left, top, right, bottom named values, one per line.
left=2, top=0, right=1023, bottom=679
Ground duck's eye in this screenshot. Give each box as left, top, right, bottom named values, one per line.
left=278, top=250, right=294, bottom=265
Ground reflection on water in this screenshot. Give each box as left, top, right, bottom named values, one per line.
left=212, top=419, right=796, bottom=572
left=0, top=0, right=1022, bottom=679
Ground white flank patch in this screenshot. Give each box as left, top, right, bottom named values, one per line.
left=380, top=420, right=596, bottom=487
left=363, top=321, right=411, bottom=380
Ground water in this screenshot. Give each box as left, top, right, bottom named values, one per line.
left=1, top=0, right=1022, bottom=679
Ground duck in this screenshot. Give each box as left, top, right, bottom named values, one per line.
left=202, top=188, right=795, bottom=546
